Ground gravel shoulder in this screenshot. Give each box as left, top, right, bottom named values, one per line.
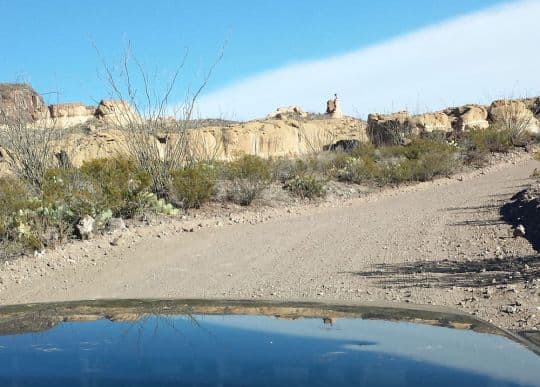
left=0, top=153, right=539, bottom=331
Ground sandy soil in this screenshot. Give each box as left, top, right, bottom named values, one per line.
left=0, top=153, right=539, bottom=331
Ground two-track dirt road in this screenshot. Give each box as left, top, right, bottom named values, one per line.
left=1, top=156, right=539, bottom=329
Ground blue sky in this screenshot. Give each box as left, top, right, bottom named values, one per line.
left=1, top=0, right=538, bottom=119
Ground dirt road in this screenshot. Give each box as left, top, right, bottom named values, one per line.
left=1, top=156, right=539, bottom=330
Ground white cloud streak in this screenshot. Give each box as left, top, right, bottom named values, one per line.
left=196, top=0, right=540, bottom=120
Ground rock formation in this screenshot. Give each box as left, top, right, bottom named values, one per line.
left=2, top=83, right=540, bottom=167
left=367, top=111, right=413, bottom=145
left=0, top=83, right=47, bottom=122
left=326, top=94, right=343, bottom=119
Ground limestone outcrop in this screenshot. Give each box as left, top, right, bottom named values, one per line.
left=0, top=83, right=47, bottom=122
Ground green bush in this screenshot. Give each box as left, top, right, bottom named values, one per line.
left=271, top=158, right=309, bottom=182
left=337, top=156, right=380, bottom=184
left=42, top=168, right=98, bottom=219
left=337, top=138, right=460, bottom=185
left=170, top=163, right=216, bottom=209
left=1, top=177, right=74, bottom=257
left=0, top=177, right=30, bottom=248
left=348, top=142, right=377, bottom=160
left=80, top=158, right=151, bottom=217
left=284, top=174, right=326, bottom=199
left=466, top=127, right=513, bottom=153
left=226, top=155, right=272, bottom=205
left=0, top=177, right=30, bottom=222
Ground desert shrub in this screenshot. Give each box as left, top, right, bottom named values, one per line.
left=385, top=139, right=459, bottom=183
left=337, top=156, right=380, bottom=184
left=271, top=158, right=310, bottom=182
left=334, top=143, right=380, bottom=183
left=15, top=205, right=75, bottom=251
left=490, top=101, right=534, bottom=146
left=226, top=155, right=272, bottom=205
left=0, top=177, right=30, bottom=221
left=284, top=174, right=326, bottom=199
left=466, top=127, right=513, bottom=153
left=0, top=177, right=75, bottom=257
left=42, top=168, right=98, bottom=219
left=338, top=138, right=460, bottom=185
left=170, top=163, right=216, bottom=209
left=348, top=142, right=377, bottom=159
left=80, top=158, right=151, bottom=217
left=0, top=178, right=31, bottom=252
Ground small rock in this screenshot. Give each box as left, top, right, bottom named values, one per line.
left=110, top=236, right=122, bottom=246
left=513, top=224, right=526, bottom=238
left=501, top=305, right=517, bottom=314
left=77, top=215, right=95, bottom=240
left=106, top=218, right=126, bottom=232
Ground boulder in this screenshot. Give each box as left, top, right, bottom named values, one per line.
left=443, top=105, right=489, bottom=131
left=409, top=112, right=452, bottom=133
left=106, top=217, right=127, bottom=233
left=76, top=215, right=95, bottom=240
left=458, top=105, right=489, bottom=130
left=367, top=111, right=413, bottom=145
left=489, top=99, right=540, bottom=134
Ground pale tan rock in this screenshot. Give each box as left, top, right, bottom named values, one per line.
left=49, top=103, right=93, bottom=118
left=457, top=105, right=489, bottom=131
left=409, top=112, right=452, bottom=133
left=266, top=106, right=307, bottom=119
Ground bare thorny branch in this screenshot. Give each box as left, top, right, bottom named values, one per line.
left=94, top=42, right=225, bottom=197
left=0, top=100, right=60, bottom=191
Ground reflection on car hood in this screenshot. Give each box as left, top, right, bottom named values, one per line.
left=0, top=299, right=538, bottom=387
